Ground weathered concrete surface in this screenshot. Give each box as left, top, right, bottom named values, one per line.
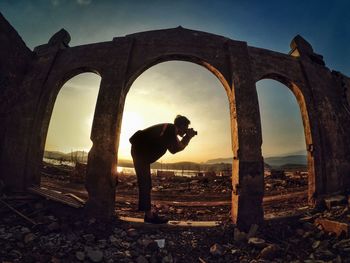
left=0, top=13, right=33, bottom=190
left=1, top=12, right=350, bottom=230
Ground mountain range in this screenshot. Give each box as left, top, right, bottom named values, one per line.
left=44, top=150, right=307, bottom=169
left=205, top=152, right=307, bottom=169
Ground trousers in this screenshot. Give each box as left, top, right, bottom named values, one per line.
left=131, top=145, right=152, bottom=211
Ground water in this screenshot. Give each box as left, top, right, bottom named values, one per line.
left=43, top=158, right=200, bottom=177
left=117, top=166, right=198, bottom=177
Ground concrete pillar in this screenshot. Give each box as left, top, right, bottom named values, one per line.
left=228, top=42, right=264, bottom=231
left=85, top=73, right=126, bottom=218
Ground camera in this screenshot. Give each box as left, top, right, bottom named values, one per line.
left=187, top=128, right=198, bottom=136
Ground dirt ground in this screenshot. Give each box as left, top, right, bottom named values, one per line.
left=1, top=163, right=350, bottom=262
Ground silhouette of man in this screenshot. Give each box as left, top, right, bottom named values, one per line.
left=129, top=115, right=197, bottom=224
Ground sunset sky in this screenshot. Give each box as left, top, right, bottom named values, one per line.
left=1, top=0, right=349, bottom=163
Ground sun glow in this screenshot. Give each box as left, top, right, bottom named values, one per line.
left=118, top=111, right=145, bottom=159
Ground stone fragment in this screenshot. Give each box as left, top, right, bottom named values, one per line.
left=210, top=243, right=224, bottom=256
left=324, top=195, right=346, bottom=209
left=315, top=218, right=349, bottom=237
left=20, top=227, right=30, bottom=234
left=47, top=222, right=60, bottom=232
left=87, top=249, right=103, bottom=262
left=136, top=255, right=148, bottom=263
left=24, top=233, right=35, bottom=243
left=155, top=239, right=165, bottom=248
left=75, top=251, right=85, bottom=261
left=162, top=254, right=173, bottom=263
left=138, top=238, right=153, bottom=247
left=247, top=224, right=259, bottom=238
left=109, top=235, right=119, bottom=245
left=315, top=249, right=335, bottom=261
left=259, top=244, right=280, bottom=260
left=234, top=228, right=247, bottom=242
left=83, top=233, right=95, bottom=242
left=127, top=228, right=138, bottom=237
left=334, top=238, right=350, bottom=249
left=146, top=241, right=159, bottom=252
left=296, top=228, right=304, bottom=236
left=248, top=237, right=266, bottom=248
left=312, top=240, right=321, bottom=249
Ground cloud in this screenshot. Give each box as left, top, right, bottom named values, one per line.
left=51, top=0, right=60, bottom=6
left=76, top=0, right=92, bottom=5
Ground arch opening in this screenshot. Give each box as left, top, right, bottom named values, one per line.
left=117, top=60, right=233, bottom=223
left=40, top=72, right=101, bottom=193
left=256, top=77, right=314, bottom=219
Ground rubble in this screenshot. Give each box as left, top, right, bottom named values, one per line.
left=2, top=163, right=350, bottom=261
left=259, top=244, right=280, bottom=260
left=315, top=218, right=349, bottom=237
left=209, top=243, right=224, bottom=256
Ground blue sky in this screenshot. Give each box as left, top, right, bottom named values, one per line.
left=1, top=0, right=349, bottom=161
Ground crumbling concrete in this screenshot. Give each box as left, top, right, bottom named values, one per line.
left=1, top=12, right=350, bottom=231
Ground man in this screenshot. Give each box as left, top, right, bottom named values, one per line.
left=129, top=115, right=197, bottom=224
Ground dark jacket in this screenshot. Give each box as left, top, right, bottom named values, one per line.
left=129, top=123, right=184, bottom=163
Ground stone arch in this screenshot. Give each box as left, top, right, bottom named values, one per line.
left=256, top=72, right=318, bottom=202
left=124, top=54, right=232, bottom=97
left=27, top=67, right=102, bottom=185
left=119, top=55, right=235, bottom=214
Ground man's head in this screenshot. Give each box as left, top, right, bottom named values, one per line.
left=174, top=115, right=190, bottom=137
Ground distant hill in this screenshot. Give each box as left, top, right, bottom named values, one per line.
left=205, top=157, right=232, bottom=164
left=45, top=151, right=307, bottom=171
left=264, top=155, right=307, bottom=168
left=206, top=154, right=307, bottom=169
left=280, top=163, right=307, bottom=171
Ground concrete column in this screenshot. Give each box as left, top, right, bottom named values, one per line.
left=85, top=73, right=126, bottom=218
left=228, top=42, right=264, bottom=231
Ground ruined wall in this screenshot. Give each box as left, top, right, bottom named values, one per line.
left=0, top=13, right=32, bottom=188
left=1, top=13, right=350, bottom=229
left=248, top=39, right=350, bottom=197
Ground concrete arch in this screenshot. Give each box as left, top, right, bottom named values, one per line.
left=26, top=68, right=102, bottom=185
left=124, top=54, right=232, bottom=97
left=256, top=72, right=320, bottom=202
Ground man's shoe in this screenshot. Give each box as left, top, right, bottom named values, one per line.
left=144, top=213, right=169, bottom=224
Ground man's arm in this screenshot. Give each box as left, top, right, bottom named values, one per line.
left=168, top=134, right=191, bottom=154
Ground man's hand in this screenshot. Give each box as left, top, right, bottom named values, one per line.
left=186, top=128, right=197, bottom=138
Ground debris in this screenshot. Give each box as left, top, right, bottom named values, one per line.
left=162, top=254, right=174, bottom=263
left=127, top=228, right=138, bottom=237
left=83, top=233, right=95, bottom=242
left=75, top=251, right=85, bottom=261
left=155, top=239, right=165, bottom=248
left=86, top=249, right=103, bottom=262
left=210, top=243, right=224, bottom=256
left=23, top=233, right=35, bottom=243
left=47, top=222, right=60, bottom=232
left=259, top=244, right=280, bottom=260
left=312, top=240, right=321, bottom=249
left=0, top=199, right=37, bottom=225
left=247, top=224, right=259, bottom=238
left=136, top=255, right=148, bottom=263
left=324, top=195, right=346, bottom=210
left=28, top=186, right=84, bottom=208
left=315, top=218, right=349, bottom=237
left=248, top=237, right=267, bottom=248
left=234, top=228, right=247, bottom=242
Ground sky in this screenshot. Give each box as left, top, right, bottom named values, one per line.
left=1, top=0, right=349, bottom=163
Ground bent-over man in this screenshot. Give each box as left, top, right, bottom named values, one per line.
left=129, top=115, right=197, bottom=224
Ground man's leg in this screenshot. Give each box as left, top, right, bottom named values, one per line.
left=135, top=160, right=152, bottom=212
left=131, top=147, right=168, bottom=224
